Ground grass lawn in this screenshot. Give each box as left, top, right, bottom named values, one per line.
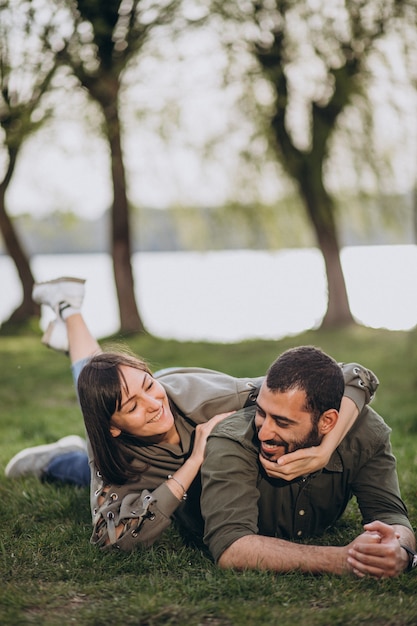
left=0, top=324, right=416, bottom=625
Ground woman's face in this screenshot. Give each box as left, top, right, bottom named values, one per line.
left=109, top=365, right=176, bottom=443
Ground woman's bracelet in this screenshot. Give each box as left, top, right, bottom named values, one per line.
left=167, top=475, right=187, bottom=501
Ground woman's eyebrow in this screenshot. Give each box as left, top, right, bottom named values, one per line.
left=120, top=395, right=134, bottom=409
left=120, top=373, right=148, bottom=409
left=119, top=382, right=133, bottom=409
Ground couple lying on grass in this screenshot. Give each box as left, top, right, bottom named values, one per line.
left=6, top=277, right=416, bottom=577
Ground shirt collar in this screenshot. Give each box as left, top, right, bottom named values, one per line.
left=324, top=448, right=344, bottom=472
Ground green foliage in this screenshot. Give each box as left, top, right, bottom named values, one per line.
left=0, top=327, right=416, bottom=625
left=161, top=198, right=313, bottom=251
left=0, top=1, right=66, bottom=160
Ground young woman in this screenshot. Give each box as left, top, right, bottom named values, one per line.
left=25, top=277, right=379, bottom=552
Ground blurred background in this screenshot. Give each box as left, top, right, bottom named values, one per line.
left=1, top=0, right=417, bottom=342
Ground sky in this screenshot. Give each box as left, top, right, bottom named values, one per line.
left=3, top=11, right=417, bottom=220
left=5, top=23, right=274, bottom=219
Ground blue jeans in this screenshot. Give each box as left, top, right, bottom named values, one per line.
left=44, top=358, right=91, bottom=487
left=45, top=450, right=90, bottom=487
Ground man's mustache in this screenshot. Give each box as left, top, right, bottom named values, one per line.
left=259, top=440, right=289, bottom=460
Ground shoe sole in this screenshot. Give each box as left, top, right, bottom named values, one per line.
left=35, top=277, right=86, bottom=287
left=5, top=436, right=87, bottom=478
left=41, top=320, right=69, bottom=354
left=32, top=277, right=86, bottom=309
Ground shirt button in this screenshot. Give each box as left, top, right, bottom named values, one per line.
left=298, top=510, right=305, bottom=516
left=297, top=530, right=303, bottom=537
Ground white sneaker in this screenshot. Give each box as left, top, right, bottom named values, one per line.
left=5, top=435, right=87, bottom=479
left=32, top=277, right=86, bottom=317
left=41, top=318, right=69, bottom=354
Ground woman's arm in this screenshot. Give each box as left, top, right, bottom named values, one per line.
left=260, top=362, right=379, bottom=481
left=91, top=412, right=233, bottom=552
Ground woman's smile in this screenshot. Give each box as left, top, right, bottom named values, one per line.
left=148, top=406, right=164, bottom=424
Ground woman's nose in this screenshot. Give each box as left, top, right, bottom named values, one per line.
left=146, top=394, right=161, bottom=411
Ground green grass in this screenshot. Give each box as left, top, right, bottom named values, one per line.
left=1, top=324, right=416, bottom=625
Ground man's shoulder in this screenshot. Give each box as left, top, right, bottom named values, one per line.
left=340, top=405, right=392, bottom=454
left=209, top=407, right=257, bottom=446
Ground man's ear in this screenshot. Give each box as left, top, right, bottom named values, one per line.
left=109, top=425, right=121, bottom=438
left=318, top=409, right=338, bottom=435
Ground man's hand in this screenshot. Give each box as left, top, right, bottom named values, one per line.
left=347, top=521, right=409, bottom=578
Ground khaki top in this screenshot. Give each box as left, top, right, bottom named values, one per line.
left=86, top=363, right=379, bottom=552
left=201, top=405, right=412, bottom=563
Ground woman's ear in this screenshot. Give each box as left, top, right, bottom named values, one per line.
left=109, top=425, right=121, bottom=438
left=318, top=409, right=338, bottom=435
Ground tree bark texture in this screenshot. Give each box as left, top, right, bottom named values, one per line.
left=0, top=150, right=39, bottom=324
left=105, top=103, right=145, bottom=334
left=94, top=76, right=145, bottom=334
left=256, top=19, right=357, bottom=328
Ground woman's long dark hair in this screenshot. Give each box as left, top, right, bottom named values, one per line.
left=77, top=351, right=152, bottom=484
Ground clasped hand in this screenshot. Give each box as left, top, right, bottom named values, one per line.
left=346, top=521, right=406, bottom=578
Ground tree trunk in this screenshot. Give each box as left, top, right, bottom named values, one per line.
left=0, top=155, right=39, bottom=325
left=301, top=180, right=355, bottom=328
left=101, top=89, right=145, bottom=335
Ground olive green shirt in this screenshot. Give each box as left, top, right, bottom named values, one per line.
left=201, top=406, right=412, bottom=563
left=87, top=363, right=379, bottom=552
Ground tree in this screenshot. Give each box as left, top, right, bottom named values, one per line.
left=0, top=0, right=67, bottom=324
left=53, top=0, right=181, bottom=334
left=216, top=0, right=411, bottom=327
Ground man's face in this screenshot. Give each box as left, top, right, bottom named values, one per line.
left=254, top=383, right=322, bottom=463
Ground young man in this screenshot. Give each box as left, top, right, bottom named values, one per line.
left=5, top=278, right=381, bottom=553
left=200, top=346, right=416, bottom=578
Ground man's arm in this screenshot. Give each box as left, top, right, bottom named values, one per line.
left=201, top=410, right=414, bottom=578
left=218, top=535, right=349, bottom=574
left=91, top=412, right=233, bottom=551
left=218, top=521, right=415, bottom=577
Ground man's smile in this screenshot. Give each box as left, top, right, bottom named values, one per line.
left=260, top=440, right=289, bottom=461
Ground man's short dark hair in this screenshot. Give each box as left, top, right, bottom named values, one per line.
left=266, top=346, right=345, bottom=421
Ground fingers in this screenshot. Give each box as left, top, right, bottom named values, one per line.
left=347, top=554, right=387, bottom=578
left=276, top=448, right=310, bottom=466
left=194, top=412, right=235, bottom=451
left=259, top=447, right=326, bottom=481
left=259, top=455, right=292, bottom=480
left=347, top=541, right=385, bottom=578
left=205, top=412, right=234, bottom=432
left=363, top=520, right=395, bottom=540
left=211, top=411, right=235, bottom=422
left=347, top=526, right=402, bottom=578
left=259, top=455, right=307, bottom=481
left=347, top=549, right=394, bottom=579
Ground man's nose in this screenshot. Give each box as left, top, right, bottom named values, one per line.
left=258, top=416, right=275, bottom=441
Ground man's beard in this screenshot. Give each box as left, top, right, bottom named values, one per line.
left=259, top=422, right=322, bottom=462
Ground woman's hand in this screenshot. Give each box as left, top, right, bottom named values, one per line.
left=167, top=412, right=235, bottom=501
left=259, top=445, right=331, bottom=481
left=190, top=412, right=235, bottom=466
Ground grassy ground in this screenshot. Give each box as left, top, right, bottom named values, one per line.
left=1, top=324, right=416, bottom=625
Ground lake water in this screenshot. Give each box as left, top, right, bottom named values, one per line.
left=1, top=246, right=416, bottom=342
